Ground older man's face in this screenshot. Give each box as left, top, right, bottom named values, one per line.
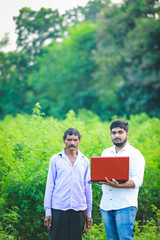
left=63, top=134, right=81, bottom=151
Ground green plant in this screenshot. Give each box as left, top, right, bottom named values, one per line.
left=134, top=206, right=160, bottom=240
left=0, top=110, right=159, bottom=239
left=0, top=206, right=19, bottom=240
left=83, top=221, right=106, bottom=240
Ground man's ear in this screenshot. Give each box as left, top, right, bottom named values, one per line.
left=127, top=132, right=129, bottom=138
left=63, top=137, right=65, bottom=143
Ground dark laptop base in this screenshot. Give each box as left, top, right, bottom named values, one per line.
left=88, top=180, right=127, bottom=184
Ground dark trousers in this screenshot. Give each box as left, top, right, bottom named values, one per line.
left=49, top=209, right=86, bottom=240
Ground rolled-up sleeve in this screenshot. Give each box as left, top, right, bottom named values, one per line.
left=130, top=151, right=145, bottom=189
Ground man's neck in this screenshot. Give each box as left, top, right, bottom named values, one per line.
left=65, top=148, right=78, bottom=156
left=115, top=142, right=127, bottom=153
left=65, top=148, right=78, bottom=166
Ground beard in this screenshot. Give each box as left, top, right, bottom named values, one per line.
left=112, top=138, right=127, bottom=147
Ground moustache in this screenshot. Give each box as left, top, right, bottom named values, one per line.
left=114, top=138, right=121, bottom=141
left=68, top=145, right=76, bottom=148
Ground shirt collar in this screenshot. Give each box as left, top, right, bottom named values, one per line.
left=59, top=148, right=84, bottom=159
left=111, top=142, right=130, bottom=154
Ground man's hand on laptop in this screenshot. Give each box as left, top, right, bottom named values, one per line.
left=100, top=178, right=135, bottom=189
left=100, top=177, right=120, bottom=187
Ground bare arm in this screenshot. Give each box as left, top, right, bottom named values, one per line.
left=100, top=177, right=135, bottom=188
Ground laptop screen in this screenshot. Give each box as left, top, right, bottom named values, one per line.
left=91, top=156, right=129, bottom=183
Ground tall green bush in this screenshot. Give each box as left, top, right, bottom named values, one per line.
left=0, top=108, right=159, bottom=239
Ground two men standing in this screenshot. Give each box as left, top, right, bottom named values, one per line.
left=44, top=119, right=145, bottom=240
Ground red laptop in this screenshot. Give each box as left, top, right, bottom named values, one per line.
left=91, top=156, right=129, bottom=183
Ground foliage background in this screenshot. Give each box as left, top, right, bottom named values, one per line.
left=0, top=107, right=160, bottom=239
left=0, top=0, right=160, bottom=120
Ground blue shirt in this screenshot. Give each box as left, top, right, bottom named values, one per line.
left=44, top=149, right=92, bottom=218
left=100, top=142, right=145, bottom=211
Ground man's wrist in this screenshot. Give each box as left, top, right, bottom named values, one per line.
left=45, top=208, right=52, bottom=217
left=86, top=217, right=92, bottom=222
left=87, top=210, right=92, bottom=218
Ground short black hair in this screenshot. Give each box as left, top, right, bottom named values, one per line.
left=63, top=128, right=82, bottom=140
left=110, top=119, right=129, bottom=132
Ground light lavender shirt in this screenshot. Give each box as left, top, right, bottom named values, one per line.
left=44, top=149, right=92, bottom=218
left=100, top=142, right=145, bottom=211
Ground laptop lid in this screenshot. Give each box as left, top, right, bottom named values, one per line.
left=91, top=156, right=129, bottom=183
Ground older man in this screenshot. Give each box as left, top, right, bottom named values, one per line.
left=44, top=128, right=92, bottom=240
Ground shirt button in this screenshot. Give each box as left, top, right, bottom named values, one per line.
left=110, top=199, right=112, bottom=200
left=110, top=189, right=111, bottom=191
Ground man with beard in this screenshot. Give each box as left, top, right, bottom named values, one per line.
left=44, top=128, right=92, bottom=240
left=100, top=119, right=145, bottom=240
